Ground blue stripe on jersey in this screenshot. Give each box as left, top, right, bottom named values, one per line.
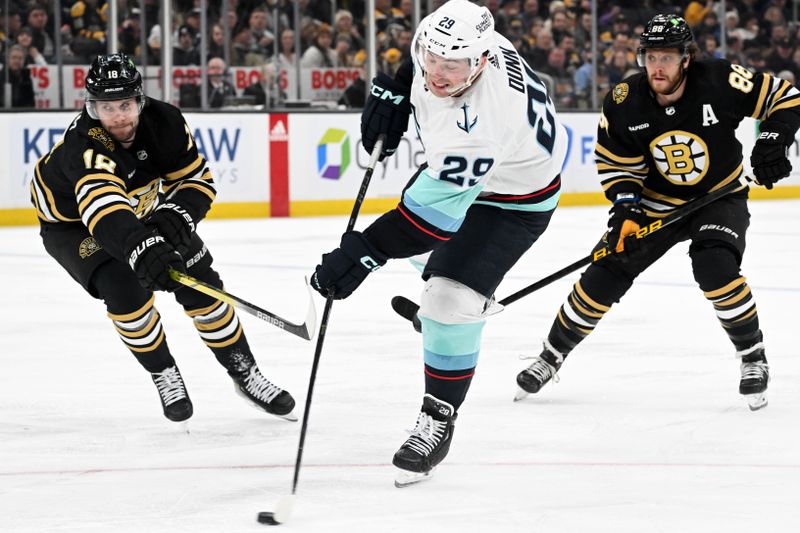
left=403, top=169, right=485, bottom=232
left=420, top=316, right=484, bottom=370
left=473, top=190, right=560, bottom=212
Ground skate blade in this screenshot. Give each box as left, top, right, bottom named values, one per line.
left=745, top=392, right=768, bottom=411
left=394, top=467, right=435, bottom=488
left=276, top=411, right=298, bottom=422
left=513, top=387, right=530, bottom=402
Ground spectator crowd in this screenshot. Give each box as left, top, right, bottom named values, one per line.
left=1, top=0, right=799, bottom=109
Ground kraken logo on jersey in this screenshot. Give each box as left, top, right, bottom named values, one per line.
left=78, top=237, right=102, bottom=258
left=612, top=83, right=629, bottom=104
left=649, top=130, right=709, bottom=185
left=88, top=127, right=115, bottom=152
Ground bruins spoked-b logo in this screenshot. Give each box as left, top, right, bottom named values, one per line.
left=78, top=237, right=102, bottom=259
left=649, top=130, right=709, bottom=185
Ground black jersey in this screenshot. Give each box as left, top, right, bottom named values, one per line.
left=595, top=59, right=800, bottom=216
left=30, top=98, right=215, bottom=262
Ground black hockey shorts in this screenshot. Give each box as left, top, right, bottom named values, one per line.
left=600, top=192, right=750, bottom=279
left=40, top=222, right=215, bottom=299
left=423, top=204, right=555, bottom=298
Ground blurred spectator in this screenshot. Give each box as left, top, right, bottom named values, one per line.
left=230, top=24, right=253, bottom=66
left=276, top=29, right=296, bottom=69
left=0, top=45, right=36, bottom=108
left=540, top=46, right=573, bottom=107
left=301, top=24, right=338, bottom=68
left=179, top=57, right=236, bottom=108
left=118, top=7, right=142, bottom=60
left=701, top=34, right=723, bottom=59
left=247, top=6, right=274, bottom=60
left=766, top=37, right=795, bottom=73
left=338, top=51, right=367, bottom=108
left=606, top=49, right=633, bottom=85
left=173, top=25, right=200, bottom=66
left=495, top=0, right=522, bottom=35
left=15, top=27, right=47, bottom=66
left=184, top=8, right=202, bottom=35
left=527, top=28, right=553, bottom=70
left=207, top=24, right=226, bottom=60
left=243, top=62, right=286, bottom=108
left=521, top=0, right=544, bottom=28
left=70, top=0, right=108, bottom=61
left=334, top=9, right=365, bottom=52
left=26, top=4, right=55, bottom=61
left=604, top=33, right=636, bottom=66
left=375, top=0, right=404, bottom=34
left=399, top=0, right=414, bottom=30
left=549, top=9, right=571, bottom=44
left=334, top=34, right=353, bottom=66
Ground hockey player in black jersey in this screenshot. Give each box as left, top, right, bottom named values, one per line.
left=516, top=14, right=800, bottom=411
left=30, top=54, right=296, bottom=423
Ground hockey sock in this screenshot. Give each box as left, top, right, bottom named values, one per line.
left=702, top=277, right=762, bottom=352
left=547, top=279, right=615, bottom=354
left=107, top=295, right=175, bottom=373
left=423, top=365, right=474, bottom=411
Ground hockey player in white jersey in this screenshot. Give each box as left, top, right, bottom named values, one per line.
left=311, top=0, right=567, bottom=486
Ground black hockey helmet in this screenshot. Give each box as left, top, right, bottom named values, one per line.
left=637, top=14, right=694, bottom=66
left=85, top=53, right=145, bottom=118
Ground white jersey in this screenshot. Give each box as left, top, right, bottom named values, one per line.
left=409, top=31, right=568, bottom=199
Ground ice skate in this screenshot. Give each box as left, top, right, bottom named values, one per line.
left=231, top=365, right=297, bottom=421
left=393, top=394, right=456, bottom=487
left=514, top=345, right=563, bottom=401
left=151, top=365, right=193, bottom=422
left=739, top=350, right=769, bottom=411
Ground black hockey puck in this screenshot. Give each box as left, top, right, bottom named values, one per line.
left=257, top=512, right=281, bottom=525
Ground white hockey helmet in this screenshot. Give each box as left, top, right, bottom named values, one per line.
left=415, top=0, right=495, bottom=95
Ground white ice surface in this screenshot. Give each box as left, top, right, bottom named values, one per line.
left=2, top=201, right=799, bottom=533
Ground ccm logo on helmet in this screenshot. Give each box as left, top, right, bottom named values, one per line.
left=370, top=85, right=405, bottom=105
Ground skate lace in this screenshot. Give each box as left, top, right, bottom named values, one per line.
left=152, top=366, right=187, bottom=406
left=524, top=357, right=560, bottom=384
left=741, top=361, right=768, bottom=381
left=404, top=411, right=447, bottom=457
left=242, top=367, right=282, bottom=403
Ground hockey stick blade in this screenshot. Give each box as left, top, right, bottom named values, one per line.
left=169, top=269, right=316, bottom=340
left=391, top=296, right=422, bottom=332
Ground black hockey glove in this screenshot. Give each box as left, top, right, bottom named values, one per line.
left=143, top=202, right=195, bottom=256
left=125, top=228, right=186, bottom=292
left=750, top=121, right=794, bottom=189
left=361, top=71, right=411, bottom=161
left=311, top=231, right=388, bottom=299
left=606, top=196, right=648, bottom=257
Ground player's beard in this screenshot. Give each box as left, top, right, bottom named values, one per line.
left=107, top=118, right=139, bottom=145
left=648, top=68, right=685, bottom=96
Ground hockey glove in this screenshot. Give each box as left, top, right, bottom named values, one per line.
left=125, top=228, right=186, bottom=292
left=143, top=202, right=195, bottom=256
left=750, top=121, right=794, bottom=189
left=311, top=231, right=388, bottom=299
left=606, top=196, right=648, bottom=256
left=361, top=71, right=411, bottom=161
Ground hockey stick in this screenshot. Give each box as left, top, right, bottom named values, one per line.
left=392, top=175, right=750, bottom=332
left=257, top=135, right=386, bottom=526
left=169, top=269, right=316, bottom=341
